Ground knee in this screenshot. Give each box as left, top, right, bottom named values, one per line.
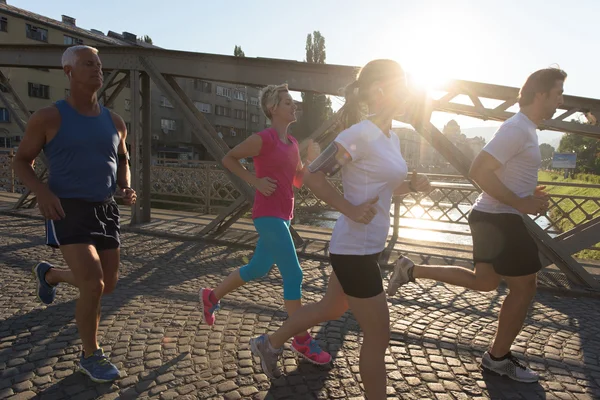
left=81, top=278, right=105, bottom=297
left=476, top=277, right=501, bottom=292
left=321, top=299, right=348, bottom=321
left=102, top=278, right=118, bottom=295
left=240, top=263, right=271, bottom=282
left=510, top=276, right=537, bottom=300
left=363, top=325, right=391, bottom=351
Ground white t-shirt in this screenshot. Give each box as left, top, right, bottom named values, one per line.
left=472, top=112, right=541, bottom=215
left=329, top=119, right=408, bottom=255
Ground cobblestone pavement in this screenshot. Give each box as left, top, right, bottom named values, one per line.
left=1, top=214, right=600, bottom=400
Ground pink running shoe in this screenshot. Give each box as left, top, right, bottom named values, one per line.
left=199, top=288, right=220, bottom=326
left=291, top=336, right=332, bottom=365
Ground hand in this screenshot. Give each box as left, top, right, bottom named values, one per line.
left=410, top=170, right=431, bottom=192
left=516, top=195, right=549, bottom=215
left=306, top=139, right=321, bottom=163
left=534, top=185, right=549, bottom=200
left=117, top=187, right=137, bottom=205
left=253, top=177, right=277, bottom=196
left=347, top=196, right=379, bottom=224
left=36, top=186, right=65, bottom=220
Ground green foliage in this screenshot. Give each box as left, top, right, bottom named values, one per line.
left=557, top=133, right=599, bottom=174
left=294, top=31, right=333, bottom=141
left=234, top=45, right=245, bottom=57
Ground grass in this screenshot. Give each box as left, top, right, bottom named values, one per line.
left=538, top=171, right=600, bottom=260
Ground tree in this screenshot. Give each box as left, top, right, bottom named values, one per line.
left=139, top=35, right=153, bottom=44
left=558, top=133, right=599, bottom=174
left=539, top=143, right=555, bottom=169
left=295, top=31, right=333, bottom=140
left=234, top=45, right=245, bottom=57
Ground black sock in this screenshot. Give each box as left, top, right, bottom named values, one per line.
left=489, top=351, right=511, bottom=361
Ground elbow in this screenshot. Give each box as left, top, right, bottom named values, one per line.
left=221, top=154, right=233, bottom=170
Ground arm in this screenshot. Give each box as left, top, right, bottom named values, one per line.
left=12, top=107, right=65, bottom=220
left=305, top=142, right=377, bottom=223
left=222, top=133, right=277, bottom=196
left=469, top=151, right=547, bottom=214
left=394, top=170, right=431, bottom=196
left=293, top=139, right=320, bottom=189
left=222, top=134, right=262, bottom=187
left=112, top=113, right=131, bottom=190
left=111, top=112, right=136, bottom=205
left=469, top=151, right=523, bottom=208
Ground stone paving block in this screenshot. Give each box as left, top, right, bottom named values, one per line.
left=0, top=214, right=599, bottom=399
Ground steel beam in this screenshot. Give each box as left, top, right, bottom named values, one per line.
left=0, top=45, right=357, bottom=96
left=141, top=72, right=152, bottom=223
left=104, top=72, right=130, bottom=108
left=552, top=216, right=600, bottom=256
left=129, top=69, right=142, bottom=225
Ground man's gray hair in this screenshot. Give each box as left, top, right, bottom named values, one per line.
left=61, top=45, right=99, bottom=68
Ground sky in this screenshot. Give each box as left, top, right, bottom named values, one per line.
left=13, top=0, right=599, bottom=137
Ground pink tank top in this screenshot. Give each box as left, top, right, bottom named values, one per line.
left=251, top=128, right=300, bottom=220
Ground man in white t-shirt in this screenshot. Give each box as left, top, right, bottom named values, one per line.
left=388, top=67, right=567, bottom=383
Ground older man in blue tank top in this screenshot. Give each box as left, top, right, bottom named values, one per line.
left=13, top=45, right=136, bottom=383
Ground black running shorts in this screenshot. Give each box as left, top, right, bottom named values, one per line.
left=329, top=252, right=383, bottom=298
left=468, top=209, right=542, bottom=277
left=45, top=197, right=120, bottom=251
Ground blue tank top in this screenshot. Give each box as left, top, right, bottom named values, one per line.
left=44, top=100, right=119, bottom=202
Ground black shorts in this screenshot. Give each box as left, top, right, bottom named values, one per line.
left=329, top=252, right=383, bottom=298
left=45, top=197, right=121, bottom=251
left=469, top=209, right=542, bottom=277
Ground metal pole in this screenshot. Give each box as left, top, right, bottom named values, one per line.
left=129, top=69, right=142, bottom=225
left=141, top=72, right=152, bottom=223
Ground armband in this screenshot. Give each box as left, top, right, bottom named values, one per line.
left=118, top=152, right=130, bottom=163
left=307, top=142, right=349, bottom=177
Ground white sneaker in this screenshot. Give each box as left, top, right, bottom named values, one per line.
left=386, top=256, right=415, bottom=296
left=481, top=351, right=539, bottom=383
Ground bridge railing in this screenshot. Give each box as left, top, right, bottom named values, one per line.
left=1, top=153, right=598, bottom=259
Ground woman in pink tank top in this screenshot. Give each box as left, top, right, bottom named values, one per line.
left=198, top=84, right=331, bottom=368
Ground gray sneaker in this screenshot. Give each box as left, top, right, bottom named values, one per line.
left=250, top=334, right=282, bottom=379
left=481, top=351, right=539, bottom=383
left=387, top=256, right=415, bottom=296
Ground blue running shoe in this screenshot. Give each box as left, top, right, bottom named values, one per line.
left=32, top=262, right=56, bottom=304
left=79, top=348, right=121, bottom=383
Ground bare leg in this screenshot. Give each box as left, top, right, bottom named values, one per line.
left=59, top=244, right=105, bottom=356
left=212, top=269, right=246, bottom=300
left=347, top=292, right=390, bottom=400
left=490, top=274, right=537, bottom=357
left=413, top=262, right=501, bottom=292
left=270, top=273, right=348, bottom=349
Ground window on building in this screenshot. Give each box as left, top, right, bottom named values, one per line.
left=1, top=17, right=8, bottom=33
left=25, top=24, right=48, bottom=42
left=234, top=109, right=246, bottom=120
left=194, top=102, right=211, bottom=114
left=64, top=35, right=83, bottom=46
left=194, top=80, right=211, bottom=93
left=233, top=90, right=246, bottom=102
left=251, top=114, right=259, bottom=123
left=28, top=83, right=50, bottom=99
left=0, top=108, right=10, bottom=123
left=125, top=99, right=131, bottom=111
left=250, top=97, right=259, bottom=107
left=216, top=86, right=232, bottom=98
left=215, top=105, right=231, bottom=117
left=161, top=118, right=176, bottom=131
left=160, top=96, right=174, bottom=108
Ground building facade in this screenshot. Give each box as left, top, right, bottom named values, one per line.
left=0, top=0, right=134, bottom=148
left=0, top=1, right=270, bottom=162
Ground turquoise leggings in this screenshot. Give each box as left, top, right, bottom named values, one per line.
left=239, top=217, right=303, bottom=300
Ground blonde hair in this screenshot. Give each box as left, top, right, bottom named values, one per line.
left=61, top=45, right=98, bottom=68
left=260, top=83, right=289, bottom=119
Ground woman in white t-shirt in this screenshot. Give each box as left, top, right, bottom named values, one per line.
left=249, top=59, right=431, bottom=399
